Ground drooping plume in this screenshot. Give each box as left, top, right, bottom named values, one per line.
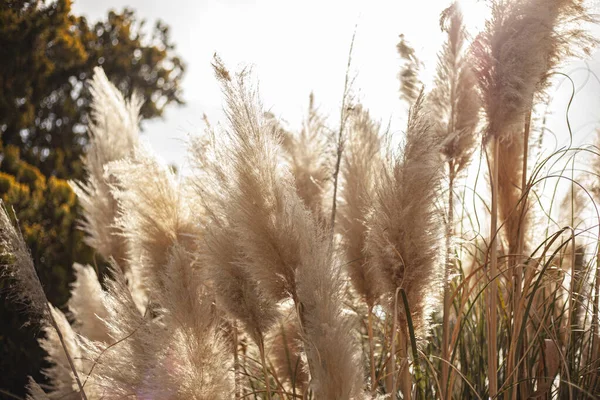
left=473, top=0, right=596, bottom=142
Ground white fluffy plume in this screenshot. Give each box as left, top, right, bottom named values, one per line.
left=71, top=67, right=141, bottom=268
left=69, top=263, right=110, bottom=343
left=210, top=56, right=366, bottom=399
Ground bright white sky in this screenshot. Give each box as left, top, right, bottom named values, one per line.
left=72, top=0, right=600, bottom=173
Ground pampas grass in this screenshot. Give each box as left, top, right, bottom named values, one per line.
left=71, top=67, right=140, bottom=269
left=281, top=94, right=333, bottom=223
left=3, top=2, right=600, bottom=399
left=473, top=1, right=597, bottom=397
left=340, top=105, right=383, bottom=310
left=365, top=93, right=443, bottom=399
left=428, top=5, right=481, bottom=395
left=366, top=92, right=443, bottom=339
left=0, top=204, right=49, bottom=320
left=38, top=305, right=88, bottom=400
left=69, top=263, right=109, bottom=343
left=0, top=204, right=88, bottom=399
left=208, top=56, right=365, bottom=399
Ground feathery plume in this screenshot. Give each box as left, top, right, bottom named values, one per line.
left=472, top=6, right=596, bottom=393
left=189, top=129, right=280, bottom=346
left=0, top=202, right=48, bottom=320
left=295, top=220, right=365, bottom=399
left=69, top=263, right=110, bottom=343
left=78, top=258, right=232, bottom=400
left=280, top=93, right=333, bottom=223
left=397, top=34, right=423, bottom=105
left=211, top=57, right=302, bottom=302
left=38, top=306, right=88, bottom=400
left=339, top=105, right=383, bottom=308
left=365, top=93, right=443, bottom=336
left=76, top=263, right=159, bottom=399
left=473, top=0, right=596, bottom=142
left=105, top=145, right=233, bottom=398
left=212, top=56, right=366, bottom=399
left=430, top=2, right=480, bottom=175
left=203, top=223, right=279, bottom=346
left=270, top=317, right=309, bottom=393
left=429, top=4, right=480, bottom=394
left=151, top=245, right=234, bottom=400
left=71, top=67, right=141, bottom=268
left=26, top=378, right=51, bottom=400
left=107, top=145, right=201, bottom=295
left=472, top=0, right=597, bottom=257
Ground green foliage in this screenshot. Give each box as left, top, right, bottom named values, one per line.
left=0, top=0, right=185, bottom=179
left=0, top=1, right=185, bottom=396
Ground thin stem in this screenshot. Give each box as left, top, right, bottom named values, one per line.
left=398, top=327, right=412, bottom=400
left=442, top=168, right=455, bottom=400
left=591, top=244, right=600, bottom=392
left=258, top=338, right=272, bottom=400
left=330, top=27, right=356, bottom=233
left=391, top=288, right=400, bottom=398
left=517, top=104, right=532, bottom=400
left=507, top=106, right=532, bottom=400
left=488, top=136, right=499, bottom=398
left=45, top=303, right=88, bottom=400
left=234, top=323, right=241, bottom=399
left=368, top=306, right=377, bottom=394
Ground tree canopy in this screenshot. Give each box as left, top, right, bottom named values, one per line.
left=0, top=0, right=185, bottom=396
left=0, top=0, right=185, bottom=179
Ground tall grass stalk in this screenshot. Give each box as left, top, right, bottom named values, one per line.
left=488, top=136, right=500, bottom=398
left=330, top=28, right=356, bottom=232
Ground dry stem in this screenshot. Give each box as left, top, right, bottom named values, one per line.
left=441, top=169, right=455, bottom=400
left=258, top=338, right=272, bottom=400
left=330, top=27, right=356, bottom=232
left=368, top=306, right=377, bottom=394
left=487, top=136, right=499, bottom=398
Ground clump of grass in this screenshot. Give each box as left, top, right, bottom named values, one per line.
left=2, top=1, right=600, bottom=399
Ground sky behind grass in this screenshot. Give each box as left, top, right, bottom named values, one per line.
left=73, top=0, right=600, bottom=174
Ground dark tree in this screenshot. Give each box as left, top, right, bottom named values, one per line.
left=0, top=1, right=185, bottom=396
left=0, top=0, right=185, bottom=179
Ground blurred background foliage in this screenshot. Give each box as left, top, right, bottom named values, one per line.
left=0, top=0, right=185, bottom=396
